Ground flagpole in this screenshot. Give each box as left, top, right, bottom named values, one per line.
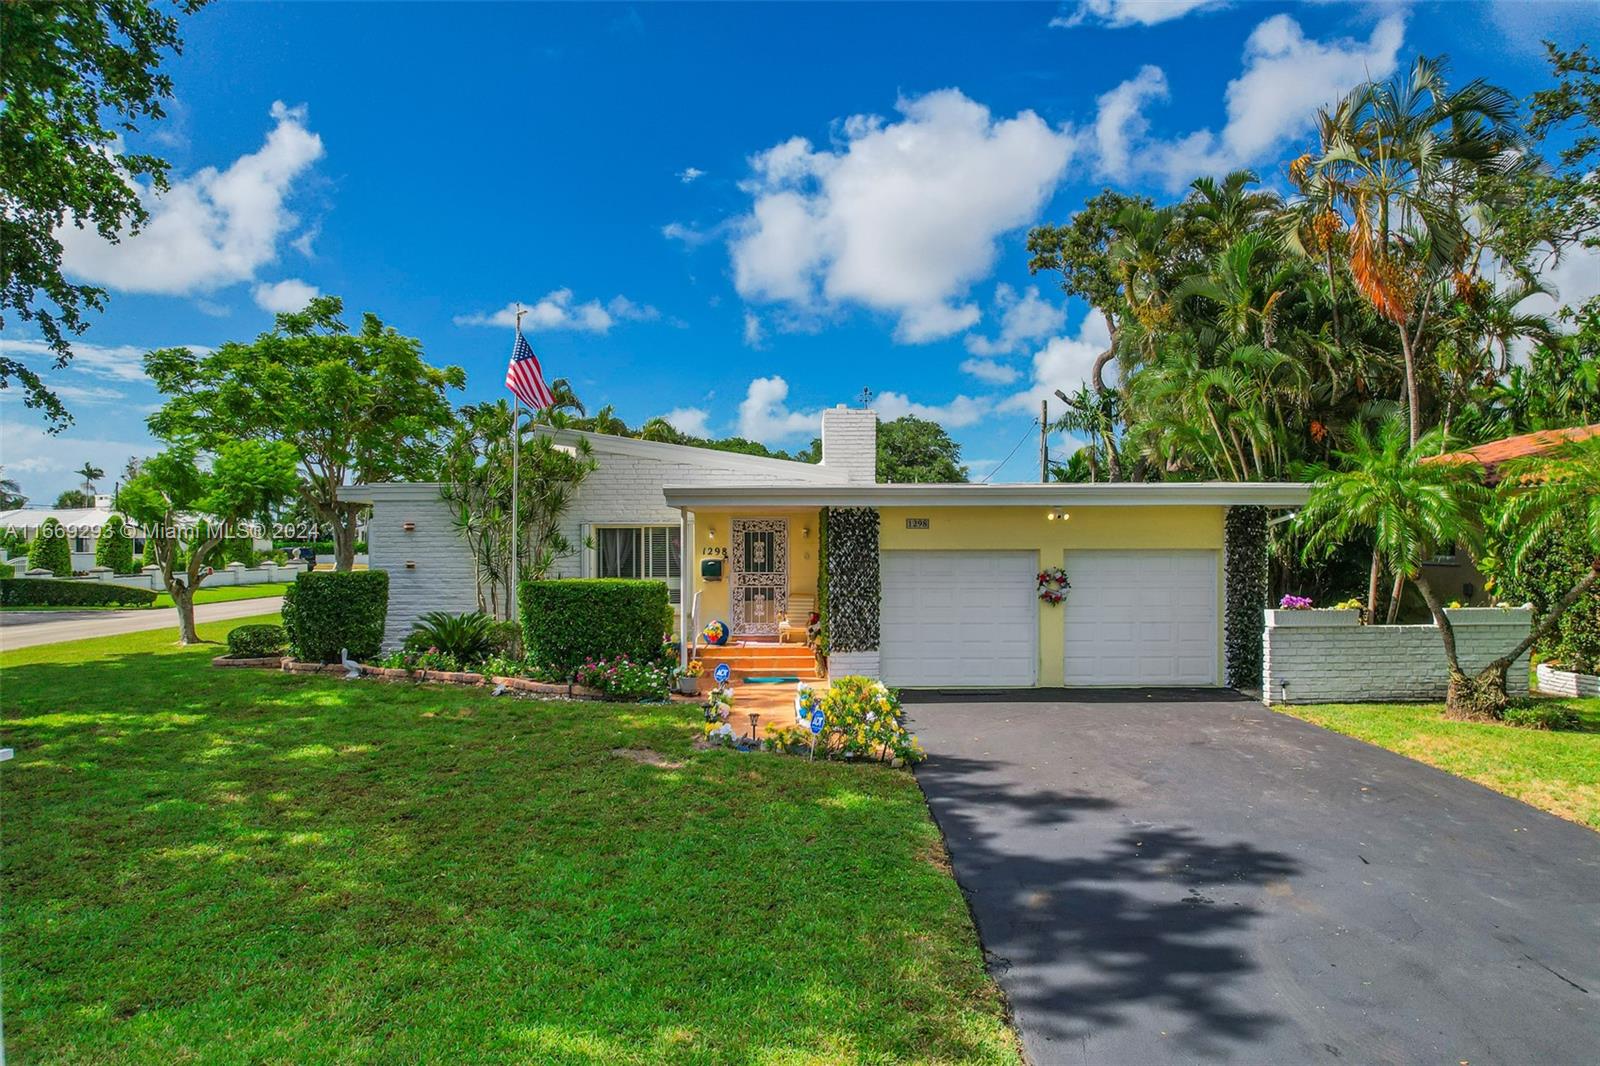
left=511, top=307, right=525, bottom=624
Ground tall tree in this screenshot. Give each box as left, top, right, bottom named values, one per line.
left=876, top=415, right=967, bottom=483
left=0, top=469, right=26, bottom=509
left=145, top=296, right=465, bottom=570
left=75, top=462, right=104, bottom=494
left=116, top=440, right=298, bottom=643
left=0, top=0, right=205, bottom=427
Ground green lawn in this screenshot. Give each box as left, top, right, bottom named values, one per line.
left=151, top=581, right=291, bottom=608
left=0, top=618, right=1016, bottom=1064
left=1275, top=698, right=1600, bottom=831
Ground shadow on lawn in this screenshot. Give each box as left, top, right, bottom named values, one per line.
left=916, top=750, right=1299, bottom=1058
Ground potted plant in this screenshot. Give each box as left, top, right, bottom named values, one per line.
left=677, top=658, right=704, bottom=695
left=1264, top=594, right=1362, bottom=627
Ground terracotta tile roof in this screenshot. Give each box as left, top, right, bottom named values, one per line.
left=1428, top=423, right=1600, bottom=482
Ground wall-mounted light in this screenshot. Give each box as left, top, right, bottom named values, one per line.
left=707, top=525, right=716, bottom=540
left=1044, top=510, right=1070, bottom=521
left=802, top=525, right=810, bottom=539
left=402, top=521, right=416, bottom=532
left=404, top=560, right=416, bottom=569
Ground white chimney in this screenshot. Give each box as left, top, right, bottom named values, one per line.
left=820, top=404, right=878, bottom=483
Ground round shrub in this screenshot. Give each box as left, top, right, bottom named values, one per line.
left=282, top=570, right=389, bottom=663
left=227, top=624, right=288, bottom=658
left=95, top=514, right=136, bottom=574
left=28, top=517, right=72, bottom=576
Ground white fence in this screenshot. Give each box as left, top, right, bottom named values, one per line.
left=1262, top=607, right=1532, bottom=704
left=4, top=558, right=309, bottom=591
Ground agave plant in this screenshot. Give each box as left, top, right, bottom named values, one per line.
left=408, top=610, right=496, bottom=666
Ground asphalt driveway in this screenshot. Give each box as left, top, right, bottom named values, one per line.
left=908, top=690, right=1598, bottom=1065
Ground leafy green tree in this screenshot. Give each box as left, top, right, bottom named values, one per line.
left=876, top=415, right=967, bottom=483
left=54, top=489, right=93, bottom=508
left=439, top=402, right=595, bottom=618
left=145, top=296, right=465, bottom=571
left=117, top=440, right=299, bottom=643
left=0, top=0, right=205, bottom=427
left=94, top=513, right=134, bottom=573
left=28, top=516, right=72, bottom=575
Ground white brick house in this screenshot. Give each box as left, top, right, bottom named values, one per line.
left=348, top=406, right=875, bottom=650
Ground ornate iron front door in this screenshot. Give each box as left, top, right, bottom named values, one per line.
left=730, top=518, right=788, bottom=637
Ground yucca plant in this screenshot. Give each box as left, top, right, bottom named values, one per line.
left=408, top=610, right=496, bottom=666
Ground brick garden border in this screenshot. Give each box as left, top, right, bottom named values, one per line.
left=213, top=653, right=701, bottom=703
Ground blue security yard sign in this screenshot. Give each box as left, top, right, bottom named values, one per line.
left=809, top=708, right=826, bottom=734
left=713, top=662, right=731, bottom=685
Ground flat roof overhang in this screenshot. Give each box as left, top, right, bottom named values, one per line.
left=663, top=482, right=1312, bottom=510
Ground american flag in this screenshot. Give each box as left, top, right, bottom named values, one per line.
left=505, top=329, right=556, bottom=410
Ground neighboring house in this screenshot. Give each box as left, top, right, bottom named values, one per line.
left=0, top=496, right=145, bottom=572
left=354, top=406, right=1311, bottom=688
left=1420, top=422, right=1600, bottom=604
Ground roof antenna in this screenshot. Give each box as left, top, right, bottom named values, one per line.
left=858, top=387, right=874, bottom=408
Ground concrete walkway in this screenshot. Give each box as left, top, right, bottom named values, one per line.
left=0, top=597, right=283, bottom=651
left=909, top=690, right=1599, bottom=1065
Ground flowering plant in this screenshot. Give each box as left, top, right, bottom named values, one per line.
left=1278, top=594, right=1314, bottom=610
left=378, top=645, right=462, bottom=673
left=1037, top=566, right=1071, bottom=605
left=684, top=658, right=706, bottom=678
left=811, top=676, right=924, bottom=765
left=574, top=655, right=673, bottom=700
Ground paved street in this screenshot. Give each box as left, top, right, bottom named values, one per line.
left=0, top=597, right=284, bottom=650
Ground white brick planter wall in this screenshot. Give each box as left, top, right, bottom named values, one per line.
left=1534, top=663, right=1600, bottom=699
left=828, top=650, right=881, bottom=682
left=1262, top=607, right=1532, bottom=704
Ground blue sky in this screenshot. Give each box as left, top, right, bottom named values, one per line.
left=4, top=0, right=1598, bottom=500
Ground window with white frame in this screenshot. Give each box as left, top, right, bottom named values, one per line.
left=596, top=525, right=682, bottom=603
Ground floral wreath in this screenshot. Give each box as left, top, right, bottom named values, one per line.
left=1037, top=566, right=1071, bottom=605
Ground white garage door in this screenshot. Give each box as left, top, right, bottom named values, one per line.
left=880, top=550, right=1038, bottom=687
left=1063, top=550, right=1219, bottom=685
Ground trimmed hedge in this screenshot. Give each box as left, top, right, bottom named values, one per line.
left=282, top=570, right=389, bottom=663
left=521, top=578, right=670, bottom=675
left=95, top=514, right=136, bottom=574
left=1224, top=506, right=1269, bottom=689
left=227, top=623, right=288, bottom=658
left=28, top=517, right=71, bottom=576
left=0, top=578, right=157, bottom=608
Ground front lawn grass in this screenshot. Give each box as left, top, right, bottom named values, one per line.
left=151, top=581, right=290, bottom=608
left=1276, top=698, right=1600, bottom=831
left=0, top=618, right=1017, bottom=1064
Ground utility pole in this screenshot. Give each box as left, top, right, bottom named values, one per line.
left=1039, top=399, right=1049, bottom=483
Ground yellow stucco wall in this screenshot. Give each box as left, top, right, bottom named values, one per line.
left=686, top=504, right=1226, bottom=684
left=879, top=505, right=1225, bottom=686
left=688, top=509, right=821, bottom=630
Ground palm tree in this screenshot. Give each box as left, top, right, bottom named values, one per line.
left=76, top=462, right=105, bottom=495
left=0, top=468, right=25, bottom=510
left=1313, top=56, right=1524, bottom=445
left=1293, top=415, right=1493, bottom=716
left=1182, top=170, right=1281, bottom=251
left=1481, top=436, right=1600, bottom=704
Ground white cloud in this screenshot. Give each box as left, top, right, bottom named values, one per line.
left=729, top=89, right=1076, bottom=342
left=742, top=311, right=766, bottom=348
left=960, top=357, right=1021, bottom=385
left=737, top=375, right=821, bottom=442
left=1052, top=0, right=1222, bottom=30
left=661, top=406, right=711, bottom=437
left=253, top=278, right=319, bottom=314
left=58, top=101, right=324, bottom=293
left=1514, top=240, right=1600, bottom=358
left=291, top=225, right=320, bottom=258
left=454, top=289, right=658, bottom=332
left=874, top=391, right=990, bottom=428
left=1001, top=313, right=1113, bottom=413
left=677, top=166, right=706, bottom=183
left=0, top=337, right=162, bottom=384
left=1091, top=14, right=1405, bottom=189
left=964, top=284, right=1067, bottom=355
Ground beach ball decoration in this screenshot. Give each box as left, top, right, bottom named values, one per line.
left=701, top=619, right=730, bottom=646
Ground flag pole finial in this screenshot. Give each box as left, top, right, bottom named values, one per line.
left=515, top=303, right=526, bottom=331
